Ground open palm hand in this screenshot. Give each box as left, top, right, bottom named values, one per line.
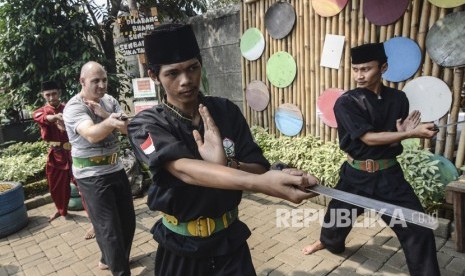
left=193, top=104, right=227, bottom=165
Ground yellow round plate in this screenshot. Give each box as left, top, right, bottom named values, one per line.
left=428, top=0, right=465, bottom=8
left=311, top=0, right=349, bottom=17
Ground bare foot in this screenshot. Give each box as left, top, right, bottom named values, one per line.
left=48, top=212, right=61, bottom=222
left=84, top=226, right=95, bottom=240
left=302, top=240, right=325, bottom=255
left=98, top=261, right=109, bottom=270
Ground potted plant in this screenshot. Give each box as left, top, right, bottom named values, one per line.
left=0, top=181, right=28, bottom=238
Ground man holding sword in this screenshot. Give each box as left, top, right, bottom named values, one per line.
left=302, top=42, right=440, bottom=276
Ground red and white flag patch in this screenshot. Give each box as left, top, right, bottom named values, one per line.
left=140, top=134, right=155, bottom=155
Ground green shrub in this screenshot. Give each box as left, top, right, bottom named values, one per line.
left=251, top=126, right=345, bottom=187
left=0, top=141, right=48, bottom=157
left=0, top=141, right=47, bottom=183
left=397, top=139, right=443, bottom=213
left=23, top=179, right=48, bottom=199
left=251, top=127, right=444, bottom=212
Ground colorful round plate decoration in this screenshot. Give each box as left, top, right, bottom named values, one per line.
left=240, top=28, right=265, bottom=61
left=426, top=11, right=465, bottom=67
left=428, top=0, right=465, bottom=8
left=363, top=0, right=409, bottom=26
left=266, top=51, right=297, bottom=88
left=245, top=80, right=270, bottom=112
left=265, top=2, right=296, bottom=39
left=382, top=37, right=422, bottom=82
left=317, top=88, right=345, bottom=128
left=402, top=76, right=452, bottom=123
left=275, top=103, right=303, bottom=136
left=429, top=154, right=459, bottom=201
left=311, top=0, right=349, bottom=17
left=429, top=154, right=459, bottom=185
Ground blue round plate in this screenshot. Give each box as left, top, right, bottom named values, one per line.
left=383, top=37, right=422, bottom=82
left=275, top=103, right=303, bottom=136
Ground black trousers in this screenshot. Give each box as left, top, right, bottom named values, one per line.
left=77, top=169, right=136, bottom=276
left=320, top=182, right=440, bottom=276
left=154, top=242, right=256, bottom=276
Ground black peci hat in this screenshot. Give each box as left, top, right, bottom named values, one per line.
left=144, top=24, right=200, bottom=65
left=351, top=43, right=387, bottom=64
left=41, top=81, right=60, bottom=91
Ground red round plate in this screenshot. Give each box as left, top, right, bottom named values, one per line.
left=317, top=88, right=345, bottom=128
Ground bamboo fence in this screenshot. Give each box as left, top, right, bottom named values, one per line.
left=241, top=0, right=465, bottom=168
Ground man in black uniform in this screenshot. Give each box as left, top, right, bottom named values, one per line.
left=127, top=23, right=318, bottom=275
left=301, top=43, right=440, bottom=276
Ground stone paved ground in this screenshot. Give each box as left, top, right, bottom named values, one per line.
left=1, top=192, right=464, bottom=276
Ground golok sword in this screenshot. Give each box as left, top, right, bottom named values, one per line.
left=432, top=119, right=465, bottom=131
left=305, top=184, right=438, bottom=230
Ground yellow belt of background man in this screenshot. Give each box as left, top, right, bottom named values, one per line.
left=49, top=141, right=71, bottom=150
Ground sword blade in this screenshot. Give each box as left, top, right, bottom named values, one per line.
left=434, top=119, right=465, bottom=130
left=306, top=184, right=438, bottom=230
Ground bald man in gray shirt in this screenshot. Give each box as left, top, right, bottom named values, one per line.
left=63, top=61, right=135, bottom=276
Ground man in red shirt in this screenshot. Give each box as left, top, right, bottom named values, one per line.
left=34, top=81, right=72, bottom=222
left=34, top=81, right=95, bottom=238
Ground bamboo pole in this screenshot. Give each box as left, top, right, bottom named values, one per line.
left=445, top=67, right=461, bottom=160
left=343, top=5, right=351, bottom=91
left=424, top=6, right=443, bottom=151
left=314, top=11, right=321, bottom=137
left=241, top=2, right=250, bottom=125
left=455, top=69, right=465, bottom=168
left=414, top=0, right=431, bottom=79
left=250, top=3, right=258, bottom=125
left=350, top=0, right=359, bottom=89
left=297, top=0, right=306, bottom=135
left=258, top=0, right=269, bottom=129
left=257, top=1, right=264, bottom=127
left=309, top=0, right=316, bottom=135
left=319, top=16, right=326, bottom=139
left=357, top=0, right=365, bottom=45
left=410, top=0, right=420, bottom=40
left=269, top=0, right=278, bottom=135
left=323, top=17, right=334, bottom=142
left=304, top=0, right=311, bottom=135
left=397, top=0, right=412, bottom=91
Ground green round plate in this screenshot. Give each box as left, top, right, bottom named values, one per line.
left=266, top=51, right=297, bottom=88
left=428, top=0, right=465, bottom=8
left=240, top=28, right=265, bottom=61
left=429, top=154, right=459, bottom=201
